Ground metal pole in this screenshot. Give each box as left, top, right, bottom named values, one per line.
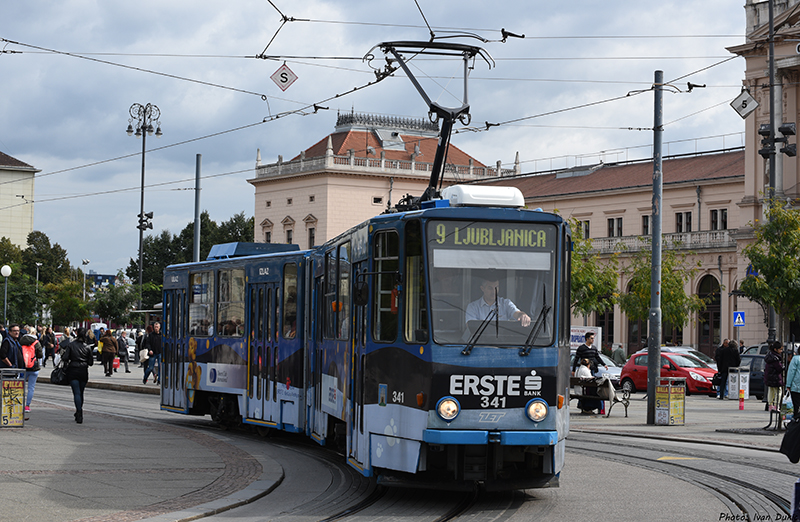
left=3, top=277, right=7, bottom=326
left=193, top=154, right=201, bottom=263
left=647, top=70, right=664, bottom=425
left=767, top=0, right=777, bottom=343
left=138, top=129, right=146, bottom=320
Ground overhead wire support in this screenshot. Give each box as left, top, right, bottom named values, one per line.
left=367, top=40, right=493, bottom=206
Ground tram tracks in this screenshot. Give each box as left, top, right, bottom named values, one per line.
left=567, top=433, right=794, bottom=519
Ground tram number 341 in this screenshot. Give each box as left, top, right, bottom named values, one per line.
left=393, top=391, right=404, bottom=403
left=481, top=396, right=507, bottom=408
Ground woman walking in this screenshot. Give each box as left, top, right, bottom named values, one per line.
left=61, top=327, right=93, bottom=423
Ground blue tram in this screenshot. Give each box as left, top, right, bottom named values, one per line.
left=160, top=184, right=572, bottom=490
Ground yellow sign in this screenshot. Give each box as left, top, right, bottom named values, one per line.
left=1, top=379, right=24, bottom=427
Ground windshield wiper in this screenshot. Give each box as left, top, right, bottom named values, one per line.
left=462, top=289, right=499, bottom=356
left=520, top=285, right=551, bottom=356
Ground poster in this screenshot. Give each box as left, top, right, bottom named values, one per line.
left=1, top=379, right=24, bottom=427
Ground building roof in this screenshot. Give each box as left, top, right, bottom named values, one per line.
left=292, top=112, right=486, bottom=168
left=0, top=151, right=36, bottom=170
left=475, top=149, right=744, bottom=199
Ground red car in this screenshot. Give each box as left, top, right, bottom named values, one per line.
left=620, top=352, right=717, bottom=396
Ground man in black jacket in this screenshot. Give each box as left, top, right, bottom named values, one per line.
left=572, top=332, right=607, bottom=375
left=715, top=339, right=741, bottom=399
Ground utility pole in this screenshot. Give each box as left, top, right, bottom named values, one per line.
left=647, top=70, right=664, bottom=425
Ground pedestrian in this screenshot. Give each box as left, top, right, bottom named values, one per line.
left=143, top=322, right=162, bottom=385
left=572, top=331, right=607, bottom=375
left=41, top=327, right=56, bottom=367
left=99, top=329, right=118, bottom=377
left=57, top=327, right=72, bottom=364
left=116, top=330, right=131, bottom=373
left=0, top=324, right=22, bottom=371
left=739, top=340, right=747, bottom=354
left=19, top=333, right=42, bottom=414
left=715, top=339, right=740, bottom=399
left=611, top=344, right=626, bottom=366
left=60, top=327, right=93, bottom=424
left=765, top=341, right=785, bottom=411
left=136, top=327, right=148, bottom=367
left=786, top=347, right=800, bottom=418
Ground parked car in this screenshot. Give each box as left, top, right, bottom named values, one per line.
left=744, top=343, right=769, bottom=356
left=620, top=352, right=717, bottom=396
left=738, top=354, right=765, bottom=401
left=661, top=346, right=717, bottom=371
left=570, top=351, right=622, bottom=388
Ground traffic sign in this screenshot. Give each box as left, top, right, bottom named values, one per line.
left=730, top=90, right=758, bottom=119
left=271, top=64, right=298, bottom=91
left=733, top=311, right=745, bottom=327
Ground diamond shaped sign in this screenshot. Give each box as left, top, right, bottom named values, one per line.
left=271, top=64, right=298, bottom=92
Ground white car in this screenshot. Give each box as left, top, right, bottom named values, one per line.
left=570, top=351, right=622, bottom=388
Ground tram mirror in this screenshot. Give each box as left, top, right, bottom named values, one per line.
left=354, top=281, right=369, bottom=306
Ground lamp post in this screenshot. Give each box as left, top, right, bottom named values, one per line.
left=35, top=262, right=42, bottom=328
left=1, top=265, right=11, bottom=326
left=82, top=259, right=90, bottom=301
left=127, top=103, right=161, bottom=322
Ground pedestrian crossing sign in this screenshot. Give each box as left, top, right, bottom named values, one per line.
left=733, top=311, right=745, bottom=327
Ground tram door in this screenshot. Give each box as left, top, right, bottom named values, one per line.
left=246, top=283, right=278, bottom=424
left=348, top=261, right=368, bottom=465
left=162, top=288, right=187, bottom=410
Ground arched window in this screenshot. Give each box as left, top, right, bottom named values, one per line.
left=697, top=275, right=721, bottom=356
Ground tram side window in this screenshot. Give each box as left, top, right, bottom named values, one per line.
left=404, top=220, right=428, bottom=343
left=189, top=272, right=214, bottom=336
left=217, top=268, right=245, bottom=337
left=373, top=230, right=399, bottom=342
left=283, top=263, right=298, bottom=339
left=338, top=243, right=351, bottom=340
left=324, top=250, right=337, bottom=339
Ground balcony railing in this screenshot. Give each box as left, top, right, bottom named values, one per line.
left=591, top=229, right=736, bottom=254
left=254, top=152, right=515, bottom=180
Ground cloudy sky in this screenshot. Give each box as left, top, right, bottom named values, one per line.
left=1, top=0, right=747, bottom=275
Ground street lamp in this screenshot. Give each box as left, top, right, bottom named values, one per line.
left=82, top=259, right=90, bottom=301
left=127, top=103, right=161, bottom=322
left=35, top=262, right=42, bottom=328
left=1, top=265, right=11, bottom=326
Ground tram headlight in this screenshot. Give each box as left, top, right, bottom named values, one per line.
left=436, top=397, right=460, bottom=422
left=526, top=399, right=548, bottom=422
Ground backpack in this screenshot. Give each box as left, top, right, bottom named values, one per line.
left=20, top=334, right=40, bottom=370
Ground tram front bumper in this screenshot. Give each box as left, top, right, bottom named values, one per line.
left=422, top=429, right=558, bottom=446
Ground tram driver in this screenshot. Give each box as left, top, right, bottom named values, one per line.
left=465, top=276, right=531, bottom=327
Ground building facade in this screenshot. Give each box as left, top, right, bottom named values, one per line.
left=248, top=112, right=513, bottom=250
left=0, top=152, right=38, bottom=248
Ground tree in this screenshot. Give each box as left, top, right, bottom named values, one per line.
left=741, top=202, right=800, bottom=334
left=569, top=218, right=618, bottom=317
left=91, top=272, right=138, bottom=326
left=23, top=231, right=72, bottom=285
left=0, top=237, right=23, bottom=267
left=46, top=280, right=91, bottom=327
left=618, top=246, right=707, bottom=329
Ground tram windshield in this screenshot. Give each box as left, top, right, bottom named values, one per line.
left=426, top=220, right=557, bottom=347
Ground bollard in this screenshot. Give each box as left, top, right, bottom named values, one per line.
left=739, top=389, right=744, bottom=410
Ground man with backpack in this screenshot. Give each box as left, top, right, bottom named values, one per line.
left=19, top=333, right=42, bottom=413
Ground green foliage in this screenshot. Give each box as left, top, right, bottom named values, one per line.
left=91, top=272, right=138, bottom=326
left=741, top=202, right=800, bottom=322
left=0, top=237, right=23, bottom=266
left=23, top=231, right=72, bottom=285
left=618, top=246, right=707, bottom=328
left=46, top=279, right=91, bottom=326
left=569, top=218, right=618, bottom=316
